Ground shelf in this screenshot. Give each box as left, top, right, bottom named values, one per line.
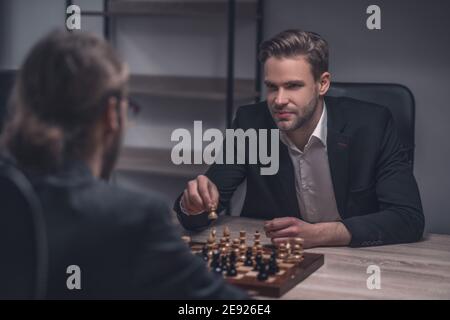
left=116, top=146, right=209, bottom=178
left=83, top=0, right=258, bottom=19
left=128, top=75, right=258, bottom=102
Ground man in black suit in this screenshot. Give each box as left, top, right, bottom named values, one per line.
left=1, top=30, right=247, bottom=299
left=175, top=29, right=424, bottom=248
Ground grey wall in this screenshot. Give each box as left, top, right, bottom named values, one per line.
left=1, top=0, right=449, bottom=234
left=0, top=0, right=65, bottom=69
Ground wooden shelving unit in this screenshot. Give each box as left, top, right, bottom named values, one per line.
left=68, top=0, right=264, bottom=183
left=129, top=75, right=257, bottom=102
left=117, top=146, right=209, bottom=178
left=83, top=0, right=258, bottom=19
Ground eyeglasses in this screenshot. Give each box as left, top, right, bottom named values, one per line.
left=102, top=90, right=142, bottom=126
left=126, top=97, right=141, bottom=127
left=127, top=97, right=141, bottom=118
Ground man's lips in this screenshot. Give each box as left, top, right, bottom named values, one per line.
left=274, top=111, right=294, bottom=119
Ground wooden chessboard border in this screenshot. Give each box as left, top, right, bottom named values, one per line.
left=190, top=241, right=325, bottom=297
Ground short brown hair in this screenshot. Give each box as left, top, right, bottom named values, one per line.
left=259, top=29, right=329, bottom=81
left=1, top=30, right=127, bottom=172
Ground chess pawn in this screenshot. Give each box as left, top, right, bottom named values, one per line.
left=207, top=233, right=215, bottom=250
left=208, top=204, right=218, bottom=221
left=268, top=258, right=279, bottom=275
left=227, top=265, right=237, bottom=277
left=231, top=239, right=239, bottom=256
left=239, top=243, right=246, bottom=262
left=292, top=244, right=303, bottom=261
left=293, top=237, right=304, bottom=246
left=285, top=242, right=292, bottom=256
left=256, top=244, right=264, bottom=256
left=181, top=236, right=191, bottom=246
left=221, top=255, right=228, bottom=271
left=210, top=250, right=220, bottom=269
left=239, top=230, right=246, bottom=244
left=257, top=263, right=269, bottom=281
left=229, top=251, right=237, bottom=264
left=225, top=241, right=231, bottom=252
left=219, top=238, right=227, bottom=255
left=207, top=250, right=213, bottom=261
left=223, top=226, right=231, bottom=242
left=277, top=242, right=287, bottom=260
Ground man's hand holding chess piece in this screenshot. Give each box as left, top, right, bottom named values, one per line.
left=181, top=175, right=351, bottom=247
left=180, top=175, right=219, bottom=221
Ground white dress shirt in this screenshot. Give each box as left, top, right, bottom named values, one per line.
left=280, top=102, right=341, bottom=223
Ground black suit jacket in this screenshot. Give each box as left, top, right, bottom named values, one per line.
left=175, top=96, right=424, bottom=247
left=21, top=160, right=247, bottom=299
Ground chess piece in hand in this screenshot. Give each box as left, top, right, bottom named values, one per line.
left=180, top=175, right=219, bottom=216
left=208, top=203, right=218, bottom=221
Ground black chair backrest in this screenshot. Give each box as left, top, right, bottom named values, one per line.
left=0, top=70, right=16, bottom=131
left=0, top=160, right=48, bottom=299
left=327, top=82, right=416, bottom=165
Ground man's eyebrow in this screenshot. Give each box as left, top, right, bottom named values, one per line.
left=264, top=80, right=306, bottom=87
left=284, top=80, right=305, bottom=86
left=264, top=80, right=276, bottom=86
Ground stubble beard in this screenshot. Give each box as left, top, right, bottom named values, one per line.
left=277, top=94, right=319, bottom=132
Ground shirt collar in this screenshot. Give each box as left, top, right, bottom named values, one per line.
left=280, top=101, right=328, bottom=150
left=311, top=100, right=328, bottom=147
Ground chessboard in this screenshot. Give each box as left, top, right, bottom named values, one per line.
left=184, top=227, right=324, bottom=298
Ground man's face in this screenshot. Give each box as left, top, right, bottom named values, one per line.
left=264, top=56, right=322, bottom=132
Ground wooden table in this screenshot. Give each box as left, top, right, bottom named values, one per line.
left=182, top=216, right=450, bottom=299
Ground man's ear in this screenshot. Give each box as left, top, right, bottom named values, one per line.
left=103, top=96, right=120, bottom=133
left=318, top=72, right=331, bottom=96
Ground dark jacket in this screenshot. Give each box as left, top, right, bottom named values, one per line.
left=24, top=160, right=247, bottom=299
left=175, top=96, right=425, bottom=247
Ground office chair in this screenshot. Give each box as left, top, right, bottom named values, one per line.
left=327, top=82, right=416, bottom=166
left=0, top=70, right=15, bottom=131
left=0, top=159, right=48, bottom=299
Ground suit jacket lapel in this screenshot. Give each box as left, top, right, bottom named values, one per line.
left=325, top=96, right=351, bottom=218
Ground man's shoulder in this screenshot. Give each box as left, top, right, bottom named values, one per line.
left=325, top=95, right=393, bottom=127
left=43, top=177, right=172, bottom=230
left=81, top=181, right=169, bottom=221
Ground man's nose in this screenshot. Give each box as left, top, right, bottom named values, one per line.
left=274, top=89, right=288, bottom=106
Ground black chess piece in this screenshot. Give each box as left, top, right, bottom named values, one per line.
left=244, top=256, right=253, bottom=267
left=210, top=251, right=220, bottom=269
left=221, top=255, right=229, bottom=272
left=202, top=246, right=209, bottom=261
left=257, top=263, right=269, bottom=281
left=253, top=259, right=263, bottom=271
left=227, top=263, right=237, bottom=277
left=271, top=250, right=277, bottom=261
left=213, top=265, right=223, bottom=275
left=268, top=261, right=279, bottom=275
left=243, top=247, right=253, bottom=266
left=253, top=253, right=264, bottom=270
left=229, top=251, right=237, bottom=264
